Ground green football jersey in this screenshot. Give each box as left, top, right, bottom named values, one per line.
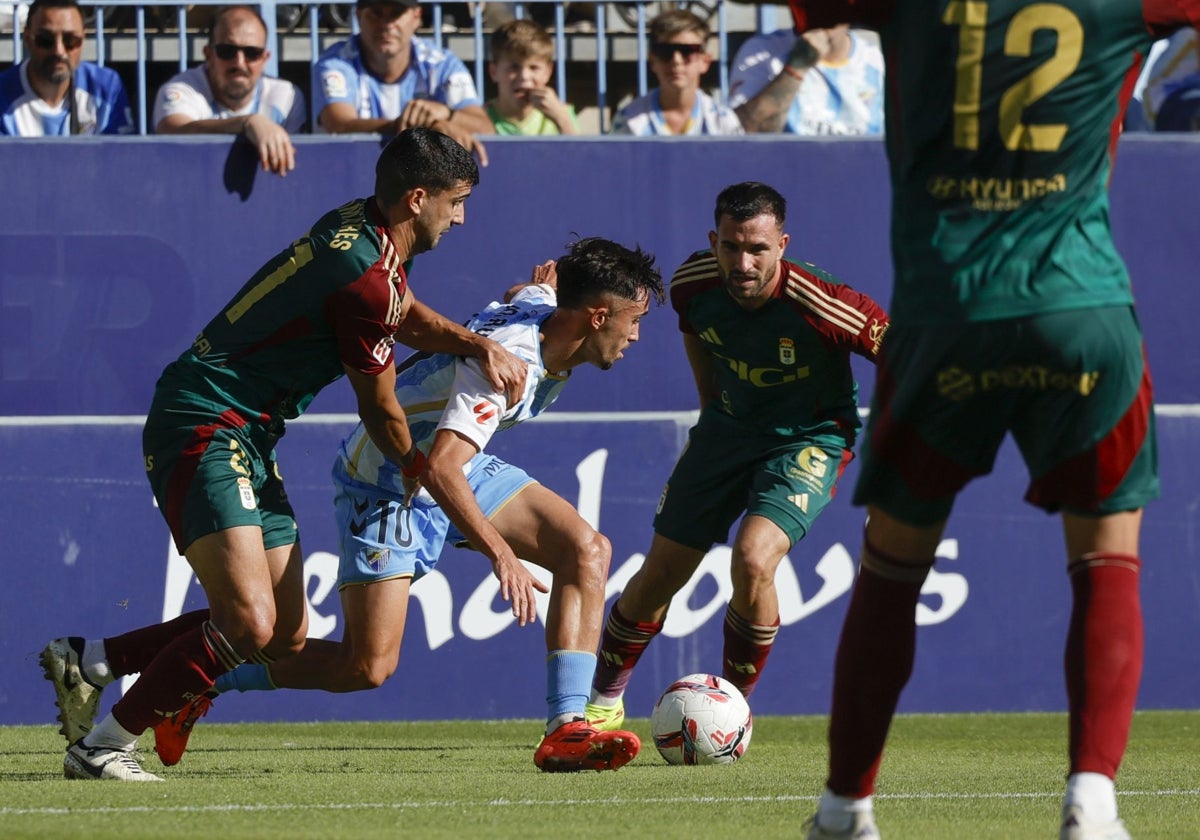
left=154, top=197, right=408, bottom=433
left=796, top=0, right=1195, bottom=325
left=670, top=252, right=889, bottom=437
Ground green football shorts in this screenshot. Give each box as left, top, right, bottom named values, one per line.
left=143, top=406, right=298, bottom=554
left=854, top=305, right=1159, bottom=526
left=653, top=409, right=854, bottom=551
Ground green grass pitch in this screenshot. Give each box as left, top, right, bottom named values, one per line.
left=1, top=711, right=1196, bottom=839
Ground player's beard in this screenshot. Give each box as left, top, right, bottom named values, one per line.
left=721, top=259, right=777, bottom=302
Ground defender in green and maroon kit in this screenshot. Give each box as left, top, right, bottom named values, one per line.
left=783, top=1, right=1200, bottom=837
left=588, top=182, right=888, bottom=729
left=145, top=196, right=415, bottom=554
left=42, top=128, right=530, bottom=783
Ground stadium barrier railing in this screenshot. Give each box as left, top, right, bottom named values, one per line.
left=2, top=0, right=781, bottom=133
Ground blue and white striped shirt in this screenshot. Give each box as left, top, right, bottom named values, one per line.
left=337, top=284, right=569, bottom=496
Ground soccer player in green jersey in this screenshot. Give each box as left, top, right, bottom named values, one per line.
left=39, top=127, right=528, bottom=782
left=780, top=2, right=1200, bottom=838
left=586, top=181, right=889, bottom=730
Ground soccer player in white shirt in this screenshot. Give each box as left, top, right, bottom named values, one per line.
left=155, top=239, right=666, bottom=773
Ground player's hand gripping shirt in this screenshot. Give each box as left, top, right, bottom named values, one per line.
left=312, top=34, right=481, bottom=129
left=337, top=283, right=567, bottom=496
left=791, top=0, right=1200, bottom=326
left=156, top=197, right=409, bottom=439
left=152, top=66, right=307, bottom=132
left=671, top=252, right=889, bottom=438
left=0, top=60, right=132, bottom=135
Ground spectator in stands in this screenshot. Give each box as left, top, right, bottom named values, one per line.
left=313, top=0, right=492, bottom=158
left=152, top=6, right=306, bottom=177
left=1137, top=28, right=1200, bottom=131
left=610, top=9, right=742, bottom=136
left=485, top=19, right=578, bottom=136
left=0, top=0, right=131, bottom=135
left=728, top=24, right=883, bottom=136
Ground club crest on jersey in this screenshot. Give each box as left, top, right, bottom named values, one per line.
left=778, top=338, right=796, bottom=366
left=237, top=477, right=256, bottom=511
left=365, top=547, right=390, bottom=572
left=371, top=335, right=395, bottom=366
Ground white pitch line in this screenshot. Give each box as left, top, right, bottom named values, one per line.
left=2, top=789, right=1196, bottom=817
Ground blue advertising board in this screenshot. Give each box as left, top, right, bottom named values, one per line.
left=0, top=136, right=1197, bottom=725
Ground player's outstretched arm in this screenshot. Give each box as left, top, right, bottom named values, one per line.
left=422, top=429, right=549, bottom=626
left=396, top=296, right=527, bottom=404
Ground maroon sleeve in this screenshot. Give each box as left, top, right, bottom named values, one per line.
left=1142, top=0, right=1200, bottom=35
left=326, top=261, right=408, bottom=377
left=786, top=262, right=890, bottom=363
left=668, top=251, right=722, bottom=335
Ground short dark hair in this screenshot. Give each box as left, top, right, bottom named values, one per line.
left=555, top=237, right=665, bottom=310
left=713, top=181, right=787, bottom=229
left=25, top=0, right=82, bottom=26
left=374, top=127, right=480, bottom=207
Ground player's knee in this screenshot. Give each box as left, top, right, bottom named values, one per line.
left=731, top=552, right=779, bottom=589
left=217, top=605, right=278, bottom=657
left=574, top=529, right=611, bottom=590
left=345, top=657, right=397, bottom=691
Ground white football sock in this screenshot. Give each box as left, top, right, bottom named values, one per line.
left=816, top=788, right=874, bottom=831
left=82, top=639, right=114, bottom=686
left=82, top=713, right=138, bottom=751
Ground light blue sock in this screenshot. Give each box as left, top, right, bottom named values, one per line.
left=546, top=650, right=596, bottom=725
left=212, top=663, right=275, bottom=694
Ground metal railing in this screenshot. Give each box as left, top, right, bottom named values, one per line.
left=5, top=0, right=781, bottom=133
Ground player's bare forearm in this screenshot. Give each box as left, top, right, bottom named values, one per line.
left=395, top=297, right=482, bottom=353
left=396, top=298, right=525, bottom=401
left=422, top=432, right=546, bottom=625
left=345, top=364, right=418, bottom=468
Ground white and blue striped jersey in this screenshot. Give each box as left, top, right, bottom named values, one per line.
left=312, top=34, right=482, bottom=129
left=336, top=283, right=569, bottom=496
left=728, top=29, right=883, bottom=136
left=0, top=60, right=131, bottom=136
left=152, top=67, right=307, bottom=132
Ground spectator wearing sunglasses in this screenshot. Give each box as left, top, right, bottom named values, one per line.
left=0, top=0, right=131, bottom=135
left=728, top=25, right=883, bottom=136
left=313, top=0, right=492, bottom=161
left=609, top=10, right=741, bottom=136
left=152, top=6, right=306, bottom=177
